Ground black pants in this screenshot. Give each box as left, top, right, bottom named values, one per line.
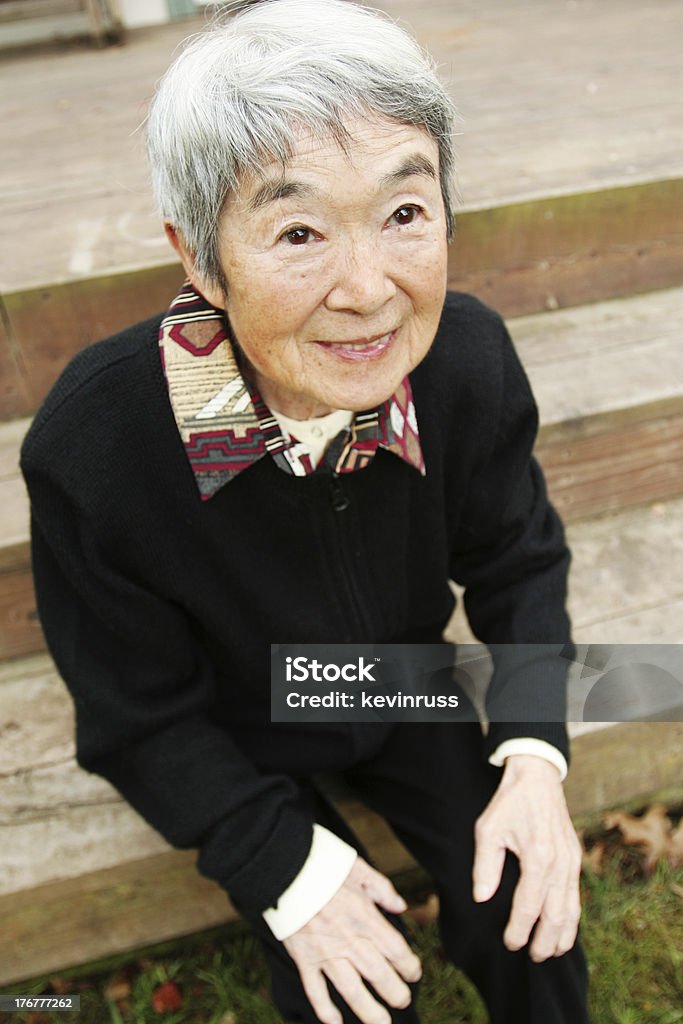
left=233, top=720, right=590, bottom=1024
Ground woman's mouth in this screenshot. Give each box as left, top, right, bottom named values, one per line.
left=314, top=329, right=398, bottom=362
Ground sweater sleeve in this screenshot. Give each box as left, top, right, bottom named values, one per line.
left=448, top=316, right=574, bottom=763
left=22, top=454, right=315, bottom=918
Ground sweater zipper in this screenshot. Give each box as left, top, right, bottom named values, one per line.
left=328, top=472, right=373, bottom=640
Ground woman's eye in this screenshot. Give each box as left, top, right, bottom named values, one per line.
left=282, top=226, right=314, bottom=245
left=391, top=205, right=421, bottom=226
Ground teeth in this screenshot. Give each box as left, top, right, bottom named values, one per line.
left=329, top=333, right=391, bottom=350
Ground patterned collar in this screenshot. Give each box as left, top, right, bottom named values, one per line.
left=158, top=282, right=425, bottom=501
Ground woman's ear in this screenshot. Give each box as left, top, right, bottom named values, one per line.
left=164, top=223, right=226, bottom=309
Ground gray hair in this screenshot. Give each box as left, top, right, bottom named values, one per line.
left=146, top=0, right=458, bottom=290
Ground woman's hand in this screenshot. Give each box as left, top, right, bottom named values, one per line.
left=472, top=754, right=583, bottom=961
left=283, top=856, right=422, bottom=1024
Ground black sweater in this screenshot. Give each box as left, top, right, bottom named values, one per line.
left=21, top=291, right=572, bottom=916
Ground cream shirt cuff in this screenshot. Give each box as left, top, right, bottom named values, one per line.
left=262, top=823, right=358, bottom=940
left=488, top=738, right=568, bottom=781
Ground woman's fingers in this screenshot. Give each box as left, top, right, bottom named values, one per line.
left=352, top=857, right=408, bottom=914
left=348, top=938, right=414, bottom=1008
left=323, top=958, right=393, bottom=1024
left=349, top=859, right=422, bottom=982
left=299, top=965, right=343, bottom=1024
left=367, top=905, right=422, bottom=983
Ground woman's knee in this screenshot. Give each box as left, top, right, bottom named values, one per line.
left=437, top=850, right=520, bottom=959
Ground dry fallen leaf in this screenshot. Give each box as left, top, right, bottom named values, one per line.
left=603, top=804, right=673, bottom=874
left=151, top=980, right=183, bottom=1013
left=582, top=840, right=607, bottom=876
left=666, top=819, right=683, bottom=869
left=104, top=976, right=132, bottom=1003
left=218, top=1013, right=237, bottom=1024
left=47, top=977, right=73, bottom=996
left=577, top=828, right=605, bottom=876
left=669, top=882, right=683, bottom=899
left=407, top=892, right=439, bottom=927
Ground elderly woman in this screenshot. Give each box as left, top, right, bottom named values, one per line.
left=21, top=1, right=589, bottom=1022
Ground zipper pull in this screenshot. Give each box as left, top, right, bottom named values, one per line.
left=330, top=473, right=350, bottom=512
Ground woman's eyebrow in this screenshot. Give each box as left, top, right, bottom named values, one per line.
left=379, top=153, right=438, bottom=189
left=247, top=179, right=317, bottom=212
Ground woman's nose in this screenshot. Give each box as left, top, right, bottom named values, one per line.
left=324, top=236, right=397, bottom=315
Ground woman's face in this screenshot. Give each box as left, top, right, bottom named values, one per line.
left=195, top=115, right=449, bottom=419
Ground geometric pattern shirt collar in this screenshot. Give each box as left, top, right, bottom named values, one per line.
left=159, top=281, right=425, bottom=501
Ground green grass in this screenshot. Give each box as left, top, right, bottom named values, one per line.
left=579, top=855, right=683, bottom=1024
left=1, top=854, right=681, bottom=1024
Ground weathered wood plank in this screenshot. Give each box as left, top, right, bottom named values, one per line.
left=0, top=304, right=31, bottom=423
left=449, top=179, right=683, bottom=318
left=0, top=655, right=73, bottom=775
left=0, top=475, right=29, bottom=561
left=569, top=599, right=683, bottom=646
left=0, top=762, right=169, bottom=898
left=0, top=417, right=29, bottom=480
left=565, top=496, right=683, bottom=632
left=0, top=658, right=170, bottom=897
left=447, top=589, right=683, bottom=649
left=1, top=848, right=237, bottom=988
left=0, top=426, right=35, bottom=659
left=537, top=411, right=683, bottom=524
left=509, top=286, right=683, bottom=428
left=0, top=566, right=44, bottom=661
left=565, top=722, right=683, bottom=819
left=3, top=263, right=185, bottom=419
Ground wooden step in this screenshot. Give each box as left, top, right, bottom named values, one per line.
left=447, top=493, right=683, bottom=644
left=2, top=0, right=682, bottom=417
left=516, top=286, right=683, bottom=524
left=2, top=286, right=682, bottom=659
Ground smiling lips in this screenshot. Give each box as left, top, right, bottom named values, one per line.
left=314, top=328, right=398, bottom=362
